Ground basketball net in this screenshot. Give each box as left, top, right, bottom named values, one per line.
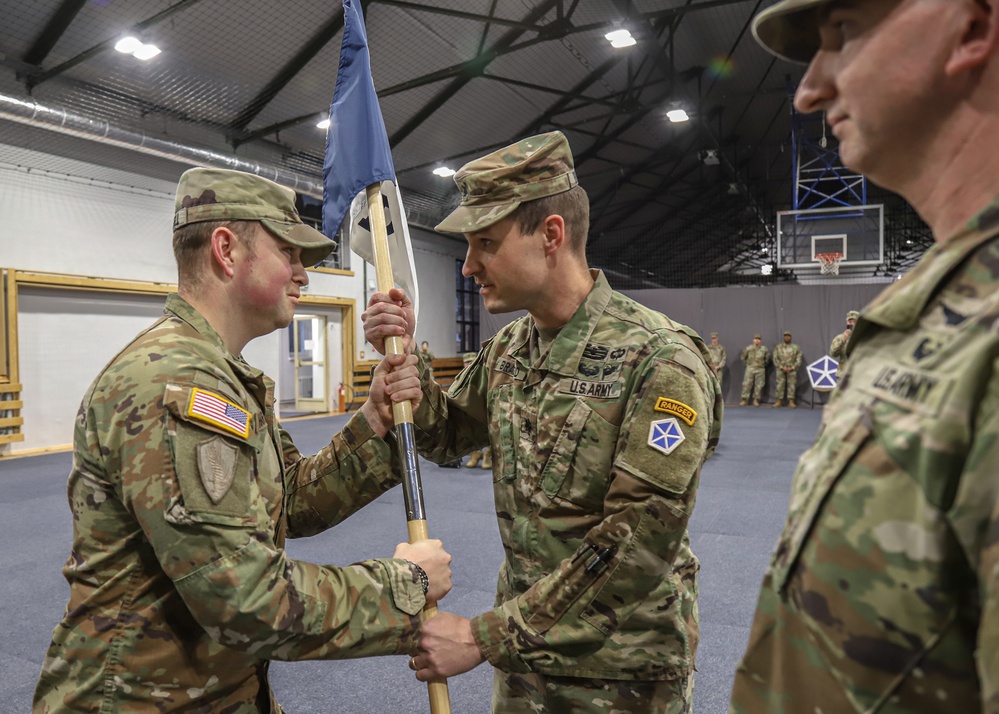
left=816, top=252, right=843, bottom=275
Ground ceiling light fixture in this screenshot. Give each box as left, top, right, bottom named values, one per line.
left=604, top=29, right=636, bottom=48
left=432, top=166, right=456, bottom=177
left=316, top=118, right=331, bottom=130
left=666, top=108, right=689, bottom=123
left=114, top=36, right=160, bottom=61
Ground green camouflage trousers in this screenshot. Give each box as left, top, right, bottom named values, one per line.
left=491, top=670, right=692, bottom=713
left=741, top=367, right=765, bottom=401
left=775, top=369, right=797, bottom=401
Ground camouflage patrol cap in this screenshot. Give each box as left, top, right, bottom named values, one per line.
left=752, top=0, right=833, bottom=63
left=783, top=330, right=792, bottom=336
left=846, top=310, right=860, bottom=321
left=435, top=131, right=578, bottom=235
left=710, top=331, right=719, bottom=338
left=173, top=168, right=335, bottom=266
left=754, top=333, right=762, bottom=339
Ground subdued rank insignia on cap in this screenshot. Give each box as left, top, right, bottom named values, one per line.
left=648, top=418, right=684, bottom=455
left=653, top=397, right=697, bottom=425
left=197, top=436, right=238, bottom=503
left=187, top=388, right=251, bottom=439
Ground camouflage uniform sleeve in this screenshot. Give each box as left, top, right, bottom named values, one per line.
left=411, top=346, right=491, bottom=460
left=469, top=347, right=720, bottom=672
left=792, top=346, right=802, bottom=370
left=282, top=408, right=403, bottom=537
left=115, top=375, right=424, bottom=662
left=953, top=373, right=999, bottom=706
left=720, top=346, right=727, bottom=366
left=830, top=335, right=845, bottom=359
left=741, top=346, right=750, bottom=362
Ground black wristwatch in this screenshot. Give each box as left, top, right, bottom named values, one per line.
left=408, top=561, right=430, bottom=595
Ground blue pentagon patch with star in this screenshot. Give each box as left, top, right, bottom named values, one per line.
left=648, top=417, right=685, bottom=455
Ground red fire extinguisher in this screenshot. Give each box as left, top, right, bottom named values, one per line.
left=338, top=382, right=346, bottom=413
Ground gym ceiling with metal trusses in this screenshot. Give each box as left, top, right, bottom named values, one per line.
left=0, top=0, right=931, bottom=288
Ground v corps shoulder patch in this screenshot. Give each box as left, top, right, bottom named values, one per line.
left=187, top=388, right=251, bottom=439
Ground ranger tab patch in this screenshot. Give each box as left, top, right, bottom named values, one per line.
left=654, top=397, right=697, bottom=425
left=187, top=388, right=251, bottom=439
left=648, top=418, right=685, bottom=455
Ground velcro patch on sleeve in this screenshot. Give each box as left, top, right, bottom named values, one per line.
left=653, top=397, right=697, bottom=425
left=186, top=388, right=251, bottom=439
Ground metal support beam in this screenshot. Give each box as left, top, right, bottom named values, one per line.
left=22, top=0, right=89, bottom=67
left=230, top=10, right=345, bottom=132
left=25, top=0, right=204, bottom=91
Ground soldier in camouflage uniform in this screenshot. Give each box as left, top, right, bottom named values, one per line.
left=706, top=331, right=727, bottom=380
left=731, top=2, right=999, bottom=712
left=739, top=333, right=769, bottom=406
left=771, top=331, right=802, bottom=408
left=364, top=131, right=722, bottom=713
left=829, top=309, right=859, bottom=377
left=420, top=340, right=436, bottom=378
left=32, top=169, right=453, bottom=713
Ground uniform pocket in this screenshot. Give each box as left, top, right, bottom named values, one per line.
left=487, top=383, right=517, bottom=483
left=539, top=400, right=619, bottom=509
left=771, top=408, right=873, bottom=592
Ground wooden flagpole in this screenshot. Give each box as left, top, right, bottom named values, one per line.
left=365, top=183, right=452, bottom=714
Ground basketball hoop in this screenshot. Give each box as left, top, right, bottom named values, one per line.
left=815, top=252, right=844, bottom=275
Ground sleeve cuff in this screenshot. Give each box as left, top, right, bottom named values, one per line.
left=382, top=557, right=427, bottom=617
left=469, top=606, right=532, bottom=674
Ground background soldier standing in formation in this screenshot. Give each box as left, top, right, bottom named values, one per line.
left=706, top=331, right=727, bottom=380
left=771, top=330, right=802, bottom=408
left=829, top=309, right=859, bottom=376
left=739, top=333, right=769, bottom=406
left=364, top=131, right=722, bottom=713
left=33, top=169, right=453, bottom=712
left=732, top=0, right=999, bottom=711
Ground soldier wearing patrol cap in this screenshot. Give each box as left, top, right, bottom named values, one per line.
left=732, top=1, right=999, bottom=712
left=33, top=168, right=453, bottom=712
left=740, top=333, right=769, bottom=406
left=706, top=331, right=727, bottom=379
left=829, top=308, right=860, bottom=376
left=771, top=330, right=803, bottom=407
left=363, top=131, right=722, bottom=712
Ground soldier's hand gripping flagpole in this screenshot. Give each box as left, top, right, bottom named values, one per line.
left=366, top=182, right=452, bottom=714
left=320, top=0, right=448, bottom=709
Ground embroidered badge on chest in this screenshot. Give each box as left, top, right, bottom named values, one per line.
left=648, top=418, right=684, bottom=455
left=197, top=436, right=238, bottom=503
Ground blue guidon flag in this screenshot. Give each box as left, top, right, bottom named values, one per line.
left=648, top=417, right=685, bottom=455
left=322, top=0, right=419, bottom=324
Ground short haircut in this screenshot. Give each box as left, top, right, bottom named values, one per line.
left=514, top=184, right=590, bottom=257
left=172, top=220, right=256, bottom=288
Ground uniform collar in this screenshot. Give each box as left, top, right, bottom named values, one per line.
left=163, top=293, right=267, bottom=385
left=858, top=197, right=999, bottom=336
left=510, top=269, right=612, bottom=376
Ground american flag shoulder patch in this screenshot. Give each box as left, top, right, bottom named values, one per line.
left=186, top=388, right=251, bottom=439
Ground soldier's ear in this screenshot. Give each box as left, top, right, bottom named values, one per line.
left=946, top=0, right=999, bottom=76
left=210, top=226, right=238, bottom=278
left=540, top=214, right=565, bottom=257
